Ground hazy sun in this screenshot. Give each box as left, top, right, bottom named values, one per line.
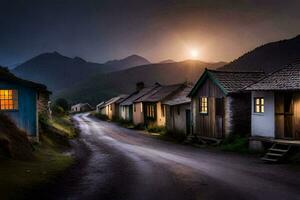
left=189, top=49, right=199, bottom=59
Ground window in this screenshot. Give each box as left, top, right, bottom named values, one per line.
left=199, top=97, right=208, bottom=114
left=254, top=97, right=264, bottom=113
left=161, top=104, right=165, bottom=117
left=0, top=90, right=18, bottom=111
left=177, top=106, right=180, bottom=115
left=110, top=105, right=112, bottom=111
left=146, top=104, right=155, bottom=118
left=133, top=104, right=136, bottom=112
left=140, top=103, right=143, bottom=113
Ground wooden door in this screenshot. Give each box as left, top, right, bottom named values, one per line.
left=284, top=93, right=293, bottom=138
left=215, top=98, right=224, bottom=138
left=186, top=109, right=191, bottom=135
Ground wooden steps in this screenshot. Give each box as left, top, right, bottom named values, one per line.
left=261, top=143, right=291, bottom=163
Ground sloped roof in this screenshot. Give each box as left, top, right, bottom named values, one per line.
left=163, top=85, right=192, bottom=106
left=120, top=85, right=160, bottom=106
left=189, top=69, right=265, bottom=96
left=136, top=84, right=184, bottom=102
left=104, top=94, right=128, bottom=107
left=115, top=94, right=129, bottom=104
left=0, top=66, right=51, bottom=93
left=246, top=64, right=300, bottom=91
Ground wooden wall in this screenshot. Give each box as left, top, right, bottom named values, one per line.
left=192, top=78, right=225, bottom=138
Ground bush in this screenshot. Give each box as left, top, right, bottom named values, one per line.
left=54, top=98, right=69, bottom=112
left=220, top=135, right=249, bottom=153
left=51, top=105, right=65, bottom=116
left=146, top=125, right=166, bottom=133
left=94, top=112, right=109, bottom=121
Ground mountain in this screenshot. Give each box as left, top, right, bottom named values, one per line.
left=160, top=59, right=175, bottom=63
left=12, top=52, right=104, bottom=91
left=220, top=35, right=300, bottom=73
left=57, top=60, right=226, bottom=105
left=104, top=55, right=151, bottom=72
left=12, top=53, right=150, bottom=92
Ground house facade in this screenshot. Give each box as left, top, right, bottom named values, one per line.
left=188, top=69, right=265, bottom=139
left=98, top=95, right=128, bottom=120
left=163, top=85, right=192, bottom=135
left=71, top=103, right=93, bottom=113
left=0, top=68, right=51, bottom=140
left=120, top=84, right=160, bottom=122
left=136, top=84, right=185, bottom=127
left=246, top=64, right=300, bottom=142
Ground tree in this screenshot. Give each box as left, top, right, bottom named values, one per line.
left=54, top=98, right=69, bottom=112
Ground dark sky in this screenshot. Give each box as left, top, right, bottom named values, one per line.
left=1, top=0, right=300, bottom=66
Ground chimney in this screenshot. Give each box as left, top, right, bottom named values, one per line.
left=136, top=82, right=145, bottom=91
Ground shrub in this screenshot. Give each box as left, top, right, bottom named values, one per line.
left=94, top=112, right=109, bottom=121
left=146, top=125, right=166, bottom=133
left=54, top=98, right=69, bottom=112
left=220, top=135, right=249, bottom=153
left=51, top=105, right=65, bottom=116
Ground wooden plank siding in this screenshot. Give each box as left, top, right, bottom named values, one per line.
left=192, top=78, right=226, bottom=138
left=275, top=92, right=300, bottom=140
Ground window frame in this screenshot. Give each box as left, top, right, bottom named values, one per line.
left=199, top=96, right=208, bottom=114
left=254, top=97, right=264, bottom=113
left=146, top=104, right=156, bottom=119
left=0, top=89, right=18, bottom=111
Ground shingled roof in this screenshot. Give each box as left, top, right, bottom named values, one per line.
left=120, top=84, right=160, bottom=106
left=189, top=69, right=265, bottom=96
left=246, top=63, right=300, bottom=91
left=135, top=84, right=184, bottom=102
left=0, top=66, right=50, bottom=93
left=163, top=85, right=192, bottom=106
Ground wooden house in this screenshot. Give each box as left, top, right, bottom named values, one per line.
left=0, top=68, right=51, bottom=141
left=163, top=85, right=192, bottom=135
left=135, top=84, right=185, bottom=127
left=71, top=103, right=93, bottom=113
left=120, top=84, right=160, bottom=122
left=188, top=69, right=265, bottom=140
left=246, top=64, right=300, bottom=145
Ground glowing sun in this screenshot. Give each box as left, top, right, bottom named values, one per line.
left=189, top=49, right=199, bottom=59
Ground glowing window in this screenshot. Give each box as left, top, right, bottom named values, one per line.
left=199, top=97, right=208, bottom=114
left=0, top=90, right=18, bottom=111
left=254, top=97, right=264, bottom=113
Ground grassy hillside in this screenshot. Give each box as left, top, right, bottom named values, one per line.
left=57, top=60, right=226, bottom=105
left=220, top=34, right=300, bottom=73
left=0, top=114, right=76, bottom=199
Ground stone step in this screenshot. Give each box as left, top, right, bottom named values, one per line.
left=266, top=152, right=284, bottom=157
left=268, top=148, right=288, bottom=153
left=261, top=157, right=279, bottom=162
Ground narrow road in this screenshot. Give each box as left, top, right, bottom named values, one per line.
left=34, top=113, right=300, bottom=200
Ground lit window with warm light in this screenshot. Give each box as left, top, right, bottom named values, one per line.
left=199, top=97, right=208, bottom=114
left=254, top=97, right=264, bottom=113
left=0, top=89, right=18, bottom=111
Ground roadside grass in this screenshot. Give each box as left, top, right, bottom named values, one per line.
left=47, top=115, right=77, bottom=138
left=0, top=114, right=76, bottom=199
left=219, top=135, right=250, bottom=154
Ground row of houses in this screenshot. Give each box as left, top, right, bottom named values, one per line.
left=95, top=63, right=300, bottom=151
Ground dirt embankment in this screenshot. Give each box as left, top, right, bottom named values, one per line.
left=0, top=114, right=33, bottom=160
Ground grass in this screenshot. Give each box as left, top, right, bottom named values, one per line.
left=220, top=135, right=249, bottom=153
left=47, top=115, right=77, bottom=139
left=0, top=114, right=76, bottom=199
